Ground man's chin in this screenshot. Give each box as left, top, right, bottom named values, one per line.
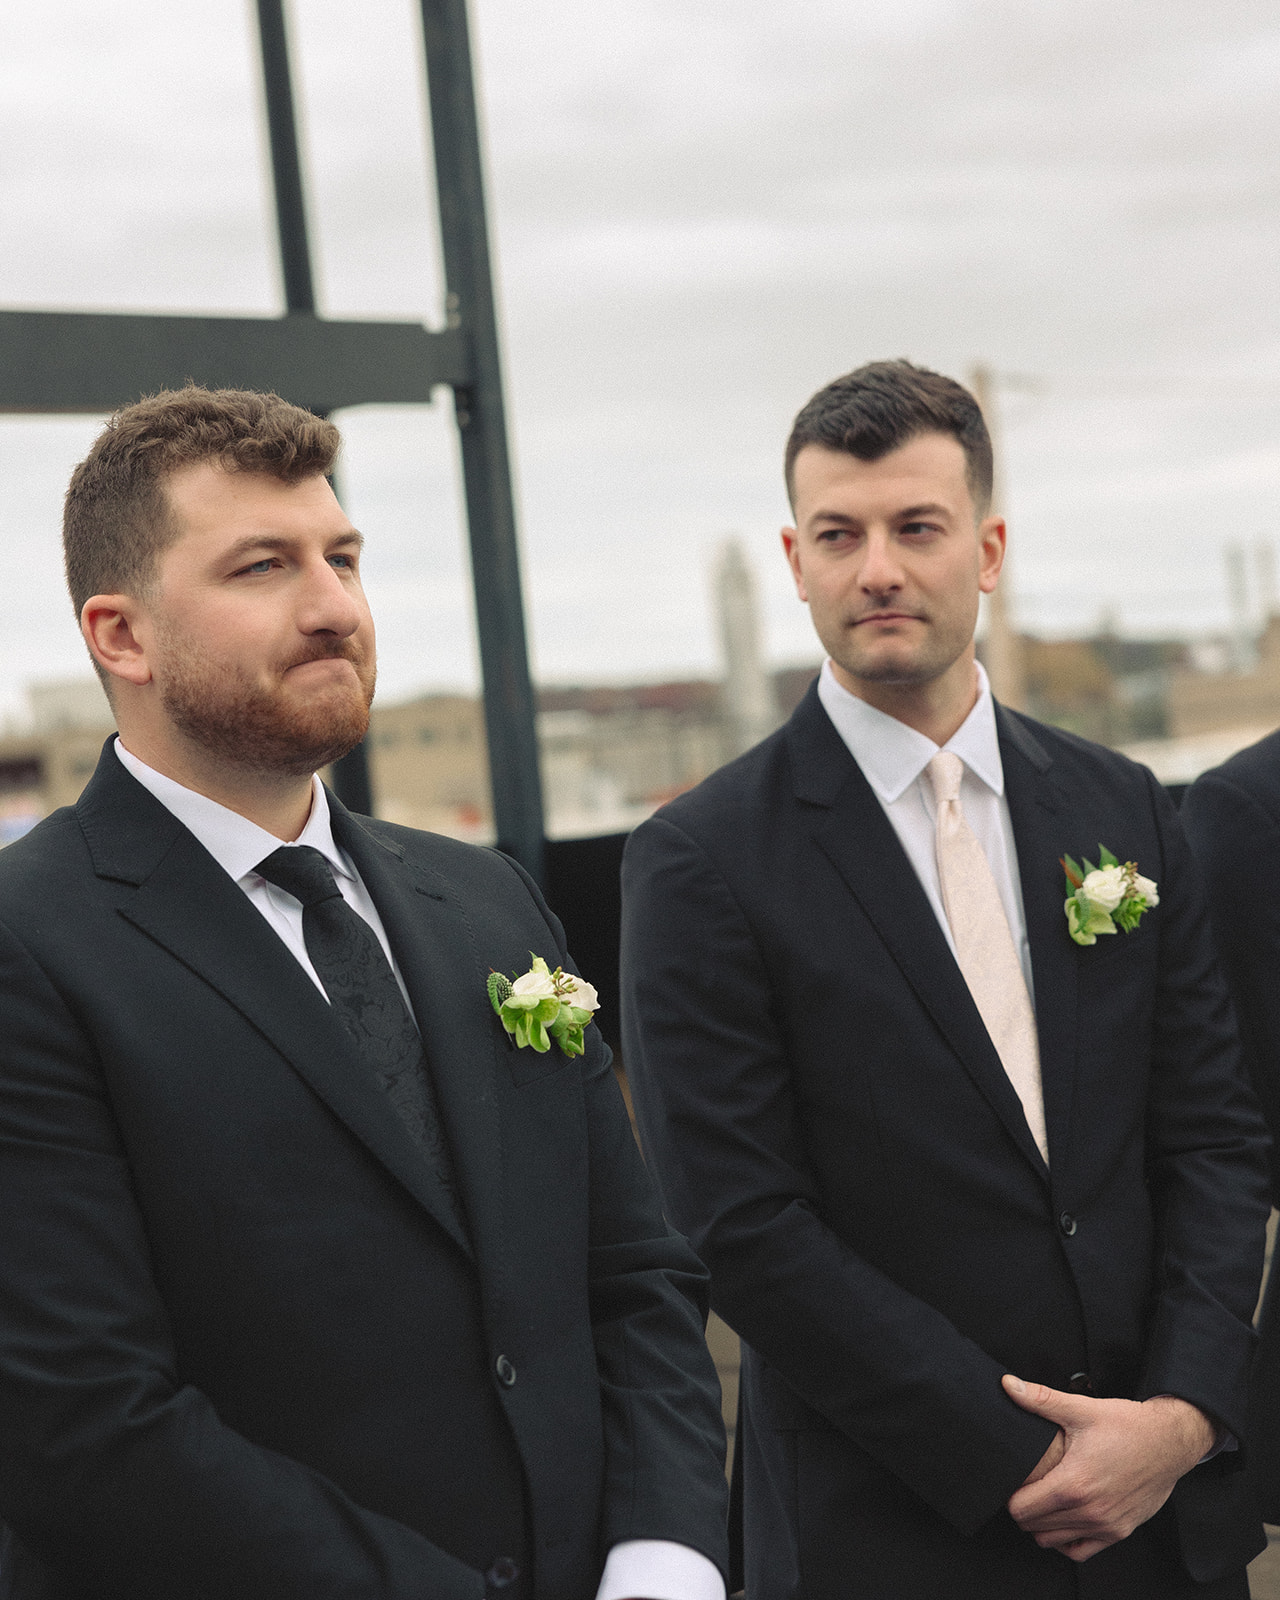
left=164, top=682, right=372, bottom=779
left=273, top=697, right=371, bottom=773
left=840, top=654, right=941, bottom=689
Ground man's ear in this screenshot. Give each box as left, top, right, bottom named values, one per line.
left=81, top=595, right=153, bottom=688
left=977, top=516, right=1007, bottom=595
left=781, top=527, right=809, bottom=603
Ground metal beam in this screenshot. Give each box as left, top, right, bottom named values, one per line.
left=419, top=0, right=546, bottom=882
left=0, top=309, right=469, bottom=415
left=256, top=0, right=317, bottom=315
left=0, top=2, right=543, bottom=871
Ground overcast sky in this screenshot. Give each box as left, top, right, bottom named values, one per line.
left=0, top=0, right=1277, bottom=714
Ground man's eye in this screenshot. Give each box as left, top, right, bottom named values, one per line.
left=901, top=523, right=938, bottom=537
left=329, top=554, right=354, bottom=569
left=241, top=559, right=275, bottom=574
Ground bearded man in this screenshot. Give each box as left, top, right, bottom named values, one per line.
left=0, top=388, right=728, bottom=1600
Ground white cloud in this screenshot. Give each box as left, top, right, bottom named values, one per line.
left=0, top=0, right=1277, bottom=702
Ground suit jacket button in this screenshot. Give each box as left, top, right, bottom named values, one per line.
left=495, top=1354, right=516, bottom=1387
left=1067, top=1371, right=1094, bottom=1394
left=485, top=1557, right=521, bottom=1593
left=1059, top=1211, right=1078, bottom=1236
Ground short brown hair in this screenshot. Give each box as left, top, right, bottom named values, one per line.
left=784, top=360, right=993, bottom=514
left=64, top=386, right=341, bottom=620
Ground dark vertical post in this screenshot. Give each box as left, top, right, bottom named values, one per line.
left=417, top=0, right=545, bottom=882
left=255, top=0, right=374, bottom=813
left=255, top=0, right=316, bottom=314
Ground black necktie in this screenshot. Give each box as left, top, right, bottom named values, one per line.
left=255, top=845, right=462, bottom=1224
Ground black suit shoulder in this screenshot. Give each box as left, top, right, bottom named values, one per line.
left=346, top=813, right=543, bottom=902
left=651, top=724, right=793, bottom=836
left=1185, top=726, right=1280, bottom=822
left=0, top=804, right=91, bottom=886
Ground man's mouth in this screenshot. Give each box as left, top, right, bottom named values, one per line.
left=285, top=643, right=362, bottom=671
left=853, top=611, right=924, bottom=627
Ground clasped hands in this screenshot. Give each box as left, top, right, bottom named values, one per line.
left=1001, top=1374, right=1216, bottom=1563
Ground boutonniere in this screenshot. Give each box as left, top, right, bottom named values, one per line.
left=487, top=954, right=600, bottom=1057
left=1060, top=846, right=1160, bottom=947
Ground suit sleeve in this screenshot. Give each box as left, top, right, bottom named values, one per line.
left=1181, top=770, right=1280, bottom=1202
left=620, top=816, right=1058, bottom=1537
left=498, top=855, right=731, bottom=1581
left=0, top=917, right=487, bottom=1600
left=1139, top=772, right=1273, bottom=1424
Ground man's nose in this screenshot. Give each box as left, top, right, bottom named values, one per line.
left=297, top=559, right=364, bottom=637
left=858, top=530, right=904, bottom=594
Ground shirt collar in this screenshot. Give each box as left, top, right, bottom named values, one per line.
left=113, top=738, right=354, bottom=885
left=816, top=659, right=1005, bottom=803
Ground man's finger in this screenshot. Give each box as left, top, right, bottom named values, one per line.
left=1002, top=1373, right=1093, bottom=1429
left=1035, top=1532, right=1115, bottom=1563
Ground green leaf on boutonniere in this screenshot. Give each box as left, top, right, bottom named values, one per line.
left=1061, top=847, right=1160, bottom=947
left=488, top=954, right=601, bottom=1057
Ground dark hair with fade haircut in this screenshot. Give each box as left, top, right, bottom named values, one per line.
left=63, top=385, right=341, bottom=624
left=784, top=359, right=993, bottom=516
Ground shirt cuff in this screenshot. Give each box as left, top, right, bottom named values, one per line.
left=594, top=1540, right=725, bottom=1600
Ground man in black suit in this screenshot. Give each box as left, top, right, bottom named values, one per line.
left=1183, top=730, right=1280, bottom=1523
left=0, top=386, right=728, bottom=1600
left=621, top=361, right=1270, bottom=1598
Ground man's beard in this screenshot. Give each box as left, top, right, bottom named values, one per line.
left=157, top=635, right=376, bottom=778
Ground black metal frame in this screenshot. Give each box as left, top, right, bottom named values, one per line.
left=0, top=0, right=546, bottom=881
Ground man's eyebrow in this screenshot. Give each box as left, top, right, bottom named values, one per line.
left=221, top=530, right=365, bottom=562
left=808, top=509, right=862, bottom=526
left=806, top=501, right=954, bottom=528
left=896, top=503, right=951, bottom=519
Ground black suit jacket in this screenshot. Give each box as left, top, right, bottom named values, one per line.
left=1183, top=727, right=1280, bottom=1521
left=621, top=685, right=1269, bottom=1600
left=0, top=743, right=728, bottom=1600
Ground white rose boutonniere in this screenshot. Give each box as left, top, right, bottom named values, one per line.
left=487, top=954, right=600, bottom=1056
left=1061, top=846, right=1159, bottom=947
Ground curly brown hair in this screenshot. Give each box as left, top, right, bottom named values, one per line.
left=64, top=386, right=341, bottom=621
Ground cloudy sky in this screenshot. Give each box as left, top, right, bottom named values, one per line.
left=0, top=0, right=1276, bottom=714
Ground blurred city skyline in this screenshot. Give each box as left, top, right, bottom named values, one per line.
left=0, top=0, right=1277, bottom=721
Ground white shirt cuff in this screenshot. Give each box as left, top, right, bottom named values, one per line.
left=594, top=1540, right=725, bottom=1600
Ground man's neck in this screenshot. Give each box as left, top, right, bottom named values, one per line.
left=116, top=730, right=315, bottom=841
left=830, top=652, right=980, bottom=747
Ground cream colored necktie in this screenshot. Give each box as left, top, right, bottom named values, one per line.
left=926, top=751, right=1049, bottom=1164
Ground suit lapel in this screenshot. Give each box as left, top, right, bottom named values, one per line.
left=77, top=749, right=471, bottom=1255
left=331, top=802, right=506, bottom=1282
left=997, top=706, right=1079, bottom=1173
left=788, top=688, right=1051, bottom=1180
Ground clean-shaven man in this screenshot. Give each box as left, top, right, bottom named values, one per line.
left=0, top=387, right=728, bottom=1600
left=621, top=360, right=1269, bottom=1598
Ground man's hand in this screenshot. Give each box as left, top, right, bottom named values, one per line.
left=1002, top=1375, right=1216, bottom=1562
left=1021, top=1423, right=1066, bottom=1488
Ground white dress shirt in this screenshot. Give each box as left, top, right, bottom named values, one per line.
left=816, top=660, right=1035, bottom=998
left=114, top=739, right=725, bottom=1600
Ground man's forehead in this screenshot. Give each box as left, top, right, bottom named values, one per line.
left=161, top=463, right=353, bottom=543
left=792, top=434, right=972, bottom=515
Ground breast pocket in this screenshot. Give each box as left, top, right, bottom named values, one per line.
left=1077, top=920, right=1157, bottom=968
left=504, top=1037, right=576, bottom=1088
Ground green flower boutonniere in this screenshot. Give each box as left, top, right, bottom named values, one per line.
left=487, top=954, right=600, bottom=1057
left=1061, top=845, right=1159, bottom=947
